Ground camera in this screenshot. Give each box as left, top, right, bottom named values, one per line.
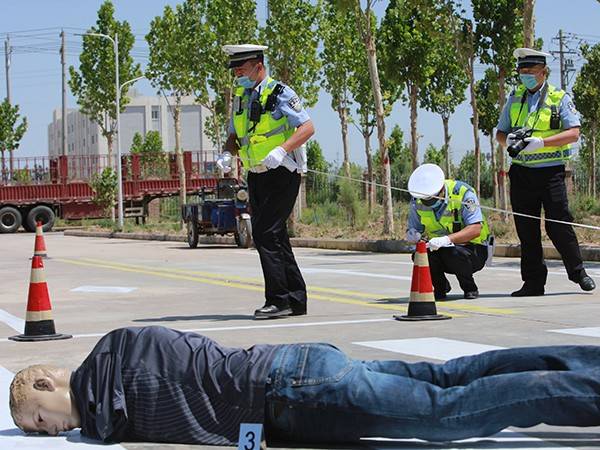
left=507, top=127, right=533, bottom=158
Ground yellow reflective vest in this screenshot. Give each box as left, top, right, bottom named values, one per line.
left=509, top=83, right=572, bottom=167
left=232, top=77, right=295, bottom=170
left=416, top=179, right=490, bottom=245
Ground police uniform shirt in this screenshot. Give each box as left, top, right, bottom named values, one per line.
left=497, top=82, right=581, bottom=167
left=228, top=77, right=310, bottom=135
left=407, top=189, right=483, bottom=234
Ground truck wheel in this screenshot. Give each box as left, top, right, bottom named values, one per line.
left=236, top=217, right=253, bottom=248
left=0, top=206, right=22, bottom=233
left=26, top=206, right=55, bottom=232
left=187, top=221, right=199, bottom=248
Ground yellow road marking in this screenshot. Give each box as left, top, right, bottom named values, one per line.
left=59, top=258, right=513, bottom=316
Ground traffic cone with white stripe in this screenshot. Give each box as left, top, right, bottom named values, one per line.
left=9, top=256, right=71, bottom=342
left=33, top=221, right=48, bottom=258
left=394, top=241, right=451, bottom=321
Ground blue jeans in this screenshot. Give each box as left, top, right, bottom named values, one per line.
left=265, top=343, right=600, bottom=443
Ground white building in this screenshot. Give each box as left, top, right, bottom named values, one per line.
left=48, top=91, right=216, bottom=157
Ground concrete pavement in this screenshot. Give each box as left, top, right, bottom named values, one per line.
left=1, top=232, right=600, bottom=449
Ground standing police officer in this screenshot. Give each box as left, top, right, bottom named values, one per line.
left=496, top=48, right=595, bottom=297
left=218, top=44, right=315, bottom=319
left=406, top=164, right=492, bottom=300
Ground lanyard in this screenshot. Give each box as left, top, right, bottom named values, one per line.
left=512, top=83, right=549, bottom=131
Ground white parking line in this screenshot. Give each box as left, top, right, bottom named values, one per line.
left=354, top=338, right=503, bottom=361
left=549, top=327, right=600, bottom=338
left=0, top=310, right=24, bottom=333
left=302, top=268, right=412, bottom=281
left=0, top=365, right=124, bottom=449
left=0, top=318, right=395, bottom=342
left=71, top=286, right=137, bottom=293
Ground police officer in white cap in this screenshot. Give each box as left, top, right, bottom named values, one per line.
left=218, top=44, right=315, bottom=319
left=406, top=164, right=491, bottom=300
left=496, top=48, right=595, bottom=297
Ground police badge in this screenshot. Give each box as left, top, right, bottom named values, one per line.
left=288, top=96, right=302, bottom=112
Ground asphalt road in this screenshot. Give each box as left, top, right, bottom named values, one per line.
left=1, top=232, right=600, bottom=450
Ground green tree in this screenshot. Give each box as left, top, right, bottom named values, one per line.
left=261, top=0, right=321, bottom=107
left=380, top=0, right=447, bottom=170
left=0, top=99, right=27, bottom=182
left=320, top=1, right=362, bottom=178
left=198, top=0, right=258, bottom=149
left=69, top=0, right=141, bottom=167
left=306, top=140, right=332, bottom=204
left=129, top=132, right=143, bottom=154
left=375, top=124, right=412, bottom=201
left=90, top=167, right=118, bottom=217
left=335, top=0, right=394, bottom=235
left=347, top=9, right=383, bottom=213
left=146, top=0, right=204, bottom=212
left=456, top=151, right=493, bottom=199
left=573, top=43, right=600, bottom=197
left=472, top=0, right=524, bottom=217
left=475, top=68, right=501, bottom=206
left=418, top=1, right=467, bottom=177
left=423, top=144, right=445, bottom=167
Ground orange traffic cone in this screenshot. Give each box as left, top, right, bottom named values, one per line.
left=394, top=241, right=451, bottom=321
left=33, top=221, right=48, bottom=258
left=9, top=256, right=71, bottom=342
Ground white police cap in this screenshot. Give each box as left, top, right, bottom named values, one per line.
left=408, top=163, right=445, bottom=199
left=222, top=44, right=268, bottom=68
left=513, top=47, right=551, bottom=68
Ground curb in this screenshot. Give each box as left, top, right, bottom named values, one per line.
left=63, top=230, right=600, bottom=262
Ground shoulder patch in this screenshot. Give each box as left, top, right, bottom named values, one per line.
left=464, top=197, right=478, bottom=213
left=567, top=100, right=578, bottom=114
left=288, top=96, right=302, bottom=112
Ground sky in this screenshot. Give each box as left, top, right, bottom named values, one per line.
left=1, top=0, right=600, bottom=166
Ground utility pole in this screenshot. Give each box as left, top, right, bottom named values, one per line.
left=60, top=30, right=67, bottom=157
left=4, top=35, right=11, bottom=103
left=551, top=29, right=577, bottom=91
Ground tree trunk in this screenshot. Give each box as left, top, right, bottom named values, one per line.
left=355, top=1, right=393, bottom=235
left=0, top=149, right=5, bottom=182
left=442, top=114, right=451, bottom=176
left=409, top=82, right=419, bottom=170
left=338, top=103, right=351, bottom=178
left=174, top=96, right=186, bottom=229
left=364, top=126, right=374, bottom=214
left=468, top=52, right=481, bottom=194
left=490, top=133, right=499, bottom=207
left=106, top=132, right=115, bottom=222
left=523, top=0, right=536, bottom=48
left=497, top=67, right=508, bottom=220
left=593, top=127, right=597, bottom=198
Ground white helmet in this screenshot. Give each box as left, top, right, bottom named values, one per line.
left=408, top=163, right=445, bottom=199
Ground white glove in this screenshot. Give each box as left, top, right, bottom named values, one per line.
left=262, top=146, right=288, bottom=169
left=405, top=229, right=422, bottom=244
left=427, top=235, right=453, bottom=251
left=506, top=133, right=518, bottom=147
left=216, top=152, right=232, bottom=174
left=523, top=137, right=544, bottom=152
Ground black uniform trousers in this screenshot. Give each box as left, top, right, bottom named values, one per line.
left=248, top=166, right=307, bottom=313
left=427, top=244, right=488, bottom=295
left=509, top=164, right=584, bottom=287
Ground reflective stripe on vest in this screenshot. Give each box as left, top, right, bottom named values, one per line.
left=509, top=83, right=571, bottom=167
left=415, top=180, right=490, bottom=245
left=232, top=77, right=295, bottom=169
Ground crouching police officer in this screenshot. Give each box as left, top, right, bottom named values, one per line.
left=218, top=44, right=315, bottom=319
left=406, top=164, right=492, bottom=300
left=496, top=48, right=595, bottom=297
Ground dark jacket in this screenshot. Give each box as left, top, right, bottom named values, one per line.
left=70, top=326, right=281, bottom=446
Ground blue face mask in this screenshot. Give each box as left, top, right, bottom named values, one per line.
left=520, top=74, right=539, bottom=90
left=422, top=197, right=443, bottom=210
left=236, top=76, right=256, bottom=89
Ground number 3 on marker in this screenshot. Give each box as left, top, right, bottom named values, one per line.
left=238, top=423, right=263, bottom=450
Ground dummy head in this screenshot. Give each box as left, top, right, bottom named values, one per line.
left=9, top=364, right=80, bottom=435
